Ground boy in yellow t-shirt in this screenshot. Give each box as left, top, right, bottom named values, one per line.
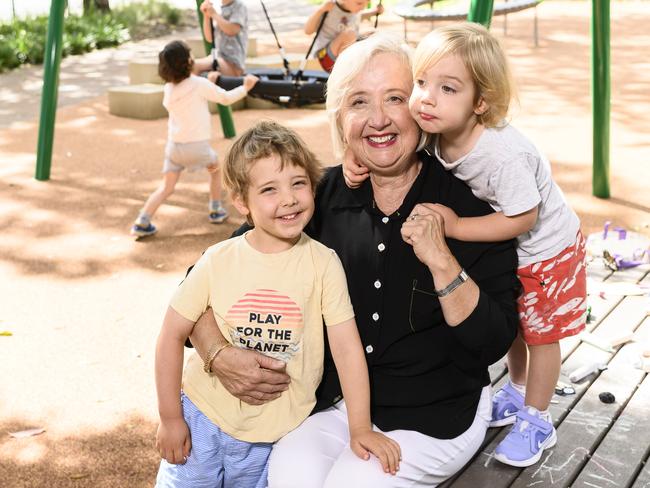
left=153, top=121, right=401, bottom=488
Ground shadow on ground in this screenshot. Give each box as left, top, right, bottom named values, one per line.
left=0, top=417, right=159, bottom=488
left=0, top=3, right=649, bottom=487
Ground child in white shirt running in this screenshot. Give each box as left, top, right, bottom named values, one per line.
left=131, top=40, right=257, bottom=238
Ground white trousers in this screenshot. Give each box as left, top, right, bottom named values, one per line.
left=267, top=386, right=491, bottom=488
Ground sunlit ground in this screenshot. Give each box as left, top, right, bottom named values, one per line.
left=1, top=2, right=649, bottom=486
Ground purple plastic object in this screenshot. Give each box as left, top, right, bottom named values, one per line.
left=600, top=222, right=647, bottom=270
left=603, top=221, right=627, bottom=240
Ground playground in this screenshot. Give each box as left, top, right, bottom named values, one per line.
left=0, top=1, right=649, bottom=486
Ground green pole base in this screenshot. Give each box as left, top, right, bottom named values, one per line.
left=35, top=0, right=66, bottom=181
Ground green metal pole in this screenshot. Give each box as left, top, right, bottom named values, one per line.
left=592, top=0, right=610, bottom=198
left=194, top=0, right=236, bottom=139
left=467, top=0, right=495, bottom=27
left=35, top=0, right=66, bottom=181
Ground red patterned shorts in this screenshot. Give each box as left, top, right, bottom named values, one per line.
left=517, top=232, right=587, bottom=345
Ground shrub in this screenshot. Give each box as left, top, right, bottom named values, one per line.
left=0, top=0, right=182, bottom=73
left=0, top=41, right=20, bottom=71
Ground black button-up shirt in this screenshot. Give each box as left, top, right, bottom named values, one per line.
left=307, top=153, right=519, bottom=439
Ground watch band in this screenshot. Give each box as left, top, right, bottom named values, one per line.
left=434, top=269, right=469, bottom=297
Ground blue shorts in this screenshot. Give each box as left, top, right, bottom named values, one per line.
left=155, top=394, right=272, bottom=488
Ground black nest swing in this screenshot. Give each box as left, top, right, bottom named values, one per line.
left=209, top=0, right=331, bottom=107
left=217, top=67, right=329, bottom=107
left=208, top=0, right=383, bottom=107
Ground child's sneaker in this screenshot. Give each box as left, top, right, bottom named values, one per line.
left=494, top=407, right=557, bottom=467
left=490, top=382, right=525, bottom=427
left=208, top=206, right=228, bottom=224
left=131, top=222, right=157, bottom=237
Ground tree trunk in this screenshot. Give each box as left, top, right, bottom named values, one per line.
left=84, top=0, right=111, bottom=14
left=95, top=0, right=111, bottom=12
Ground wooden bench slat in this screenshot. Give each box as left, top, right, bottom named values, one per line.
left=510, top=319, right=649, bottom=487
left=572, top=349, right=650, bottom=488
left=632, top=458, right=650, bottom=488
left=445, top=265, right=649, bottom=487
left=449, top=338, right=619, bottom=487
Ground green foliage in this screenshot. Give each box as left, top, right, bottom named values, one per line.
left=113, top=0, right=182, bottom=40
left=0, top=0, right=181, bottom=73
left=113, top=0, right=182, bottom=29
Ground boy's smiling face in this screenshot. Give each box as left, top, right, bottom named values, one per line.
left=234, top=154, right=315, bottom=253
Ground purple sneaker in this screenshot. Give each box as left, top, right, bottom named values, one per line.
left=494, top=407, right=557, bottom=467
left=490, top=382, right=525, bottom=427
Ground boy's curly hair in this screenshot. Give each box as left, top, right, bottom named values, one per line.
left=223, top=120, right=323, bottom=202
left=158, top=40, right=193, bottom=84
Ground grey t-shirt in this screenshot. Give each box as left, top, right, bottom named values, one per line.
left=433, top=124, right=580, bottom=265
left=312, top=3, right=360, bottom=56
left=214, top=0, right=248, bottom=70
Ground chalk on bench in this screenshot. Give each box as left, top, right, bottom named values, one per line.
left=569, top=362, right=608, bottom=383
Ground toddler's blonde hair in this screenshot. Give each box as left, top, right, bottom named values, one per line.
left=413, top=22, right=515, bottom=127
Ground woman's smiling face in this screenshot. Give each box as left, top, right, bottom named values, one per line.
left=339, top=52, right=421, bottom=177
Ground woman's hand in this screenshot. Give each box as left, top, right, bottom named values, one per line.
left=342, top=147, right=370, bottom=189
left=350, top=429, right=402, bottom=475
left=402, top=204, right=479, bottom=326
left=212, top=346, right=290, bottom=405
left=400, top=203, right=455, bottom=271
left=156, top=416, right=191, bottom=464
left=190, top=308, right=291, bottom=405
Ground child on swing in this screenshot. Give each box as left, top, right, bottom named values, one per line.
left=305, top=0, right=384, bottom=72
left=344, top=23, right=587, bottom=467
left=194, top=0, right=249, bottom=82
left=131, top=40, right=258, bottom=237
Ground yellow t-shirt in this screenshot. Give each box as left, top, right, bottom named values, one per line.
left=171, top=232, right=355, bottom=443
